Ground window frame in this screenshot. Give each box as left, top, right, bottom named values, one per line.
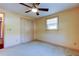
left=45, top=16, right=59, bottom=31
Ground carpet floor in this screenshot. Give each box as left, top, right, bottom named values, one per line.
left=0, top=41, right=66, bottom=56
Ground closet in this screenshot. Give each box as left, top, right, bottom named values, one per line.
left=20, top=18, right=33, bottom=43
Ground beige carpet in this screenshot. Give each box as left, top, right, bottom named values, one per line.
left=0, top=41, right=66, bottom=56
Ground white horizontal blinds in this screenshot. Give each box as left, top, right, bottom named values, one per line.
left=47, top=17, right=58, bottom=30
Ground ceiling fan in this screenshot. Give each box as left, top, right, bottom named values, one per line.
left=19, top=3, right=49, bottom=16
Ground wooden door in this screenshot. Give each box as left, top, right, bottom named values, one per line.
left=0, top=13, right=4, bottom=49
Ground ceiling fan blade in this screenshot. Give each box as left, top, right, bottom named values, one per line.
left=35, top=3, right=40, bottom=6
left=38, top=8, right=49, bottom=11
left=36, top=12, right=39, bottom=15
left=19, top=3, right=32, bottom=8
left=32, top=3, right=36, bottom=8
left=25, top=10, right=31, bottom=13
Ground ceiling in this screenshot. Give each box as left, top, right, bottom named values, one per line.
left=0, top=3, right=79, bottom=18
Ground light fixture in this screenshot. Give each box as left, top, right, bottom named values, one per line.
left=31, top=8, right=38, bottom=12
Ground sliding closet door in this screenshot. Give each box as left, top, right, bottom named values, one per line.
left=20, top=18, right=33, bottom=43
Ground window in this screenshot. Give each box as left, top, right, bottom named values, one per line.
left=46, top=17, right=58, bottom=30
